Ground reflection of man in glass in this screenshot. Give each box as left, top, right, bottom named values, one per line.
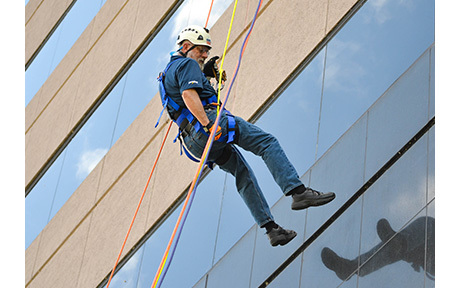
left=161, top=25, right=336, bottom=246
left=321, top=217, right=434, bottom=280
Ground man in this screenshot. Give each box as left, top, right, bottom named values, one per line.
left=159, top=25, right=335, bottom=246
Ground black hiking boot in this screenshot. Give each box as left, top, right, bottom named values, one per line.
left=267, top=226, right=297, bottom=247
left=291, top=187, right=336, bottom=210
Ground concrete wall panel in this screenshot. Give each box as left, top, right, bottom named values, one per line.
left=25, top=234, right=39, bottom=284
left=95, top=95, right=166, bottom=200
left=25, top=23, right=94, bottom=132
left=27, top=220, right=90, bottom=288
left=25, top=68, right=82, bottom=188
left=76, top=140, right=159, bottom=288
left=25, top=0, right=43, bottom=24
left=25, top=0, right=74, bottom=65
left=70, top=2, right=138, bottom=126
left=32, top=164, right=102, bottom=278
left=327, top=0, right=360, bottom=32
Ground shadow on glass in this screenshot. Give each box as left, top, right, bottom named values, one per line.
left=321, top=216, right=434, bottom=281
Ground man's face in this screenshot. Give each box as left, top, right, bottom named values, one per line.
left=185, top=42, right=210, bottom=69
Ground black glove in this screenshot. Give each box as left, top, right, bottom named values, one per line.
left=203, top=56, right=227, bottom=81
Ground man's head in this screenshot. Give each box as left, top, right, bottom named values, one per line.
left=176, top=25, right=212, bottom=69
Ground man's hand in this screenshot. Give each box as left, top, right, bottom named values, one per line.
left=204, top=122, right=222, bottom=141
left=203, top=56, right=227, bottom=82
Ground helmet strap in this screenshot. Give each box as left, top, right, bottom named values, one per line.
left=178, top=44, right=197, bottom=57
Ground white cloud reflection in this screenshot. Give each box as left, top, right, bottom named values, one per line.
left=172, top=0, right=234, bottom=44
left=76, top=148, right=108, bottom=179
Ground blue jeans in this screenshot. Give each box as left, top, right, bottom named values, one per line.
left=183, top=109, right=303, bottom=227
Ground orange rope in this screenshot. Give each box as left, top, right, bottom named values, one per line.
left=151, top=1, right=240, bottom=286
left=105, top=121, right=173, bottom=288
left=205, top=0, right=215, bottom=28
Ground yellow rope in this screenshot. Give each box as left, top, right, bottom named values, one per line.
left=216, top=0, right=238, bottom=116
left=151, top=1, right=239, bottom=287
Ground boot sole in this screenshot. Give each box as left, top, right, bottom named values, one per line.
left=271, top=231, right=297, bottom=246
left=291, top=194, right=336, bottom=210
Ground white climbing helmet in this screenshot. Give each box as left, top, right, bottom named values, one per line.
left=176, top=25, right=212, bottom=48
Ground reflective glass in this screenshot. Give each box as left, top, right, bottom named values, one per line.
left=109, top=246, right=143, bottom=288
left=357, top=209, right=429, bottom=287
left=159, top=171, right=224, bottom=287
left=365, top=49, right=430, bottom=180
left=267, top=257, right=302, bottom=288
left=25, top=0, right=106, bottom=105
left=192, top=276, right=207, bottom=288
left=206, top=227, right=256, bottom=288
left=254, top=49, right=325, bottom=176
left=236, top=49, right=325, bottom=213
left=214, top=49, right=326, bottom=253
left=208, top=168, right=254, bottom=263
left=306, top=113, right=367, bottom=239
left=427, top=127, right=435, bottom=202
left=301, top=197, right=362, bottom=288
left=429, top=46, right=435, bottom=119
left=361, top=132, right=428, bottom=258
left=426, top=201, right=435, bottom=286
left=250, top=196, right=307, bottom=287
left=317, top=0, right=434, bottom=158
left=132, top=208, right=180, bottom=288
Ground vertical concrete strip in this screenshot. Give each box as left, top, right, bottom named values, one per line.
left=25, top=0, right=75, bottom=66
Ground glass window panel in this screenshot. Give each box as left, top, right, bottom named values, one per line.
left=191, top=276, right=206, bottom=288
left=361, top=132, right=428, bottom=256
left=357, top=210, right=428, bottom=287
left=255, top=49, right=325, bottom=175
left=426, top=201, right=435, bottom=286
left=306, top=113, right=367, bottom=239
left=250, top=196, right=307, bottom=288
left=159, top=171, right=224, bottom=287
left=132, top=207, right=180, bottom=288
left=206, top=227, right=256, bottom=288
left=300, top=197, right=362, bottom=288
left=427, top=127, right=435, bottom=202
left=109, top=247, right=143, bottom=288
left=317, top=0, right=434, bottom=158
left=365, top=49, right=430, bottom=180
left=235, top=49, right=325, bottom=212
left=212, top=168, right=255, bottom=263
left=25, top=0, right=106, bottom=105
left=267, top=257, right=302, bottom=288
left=429, top=45, right=435, bottom=119
left=25, top=28, right=60, bottom=105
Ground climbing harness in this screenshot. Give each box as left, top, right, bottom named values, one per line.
left=155, top=58, right=237, bottom=165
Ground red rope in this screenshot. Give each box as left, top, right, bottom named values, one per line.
left=105, top=121, right=173, bottom=288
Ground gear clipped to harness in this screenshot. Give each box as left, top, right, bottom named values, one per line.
left=156, top=59, right=237, bottom=165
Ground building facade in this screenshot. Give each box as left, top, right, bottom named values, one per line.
left=25, top=0, right=434, bottom=287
